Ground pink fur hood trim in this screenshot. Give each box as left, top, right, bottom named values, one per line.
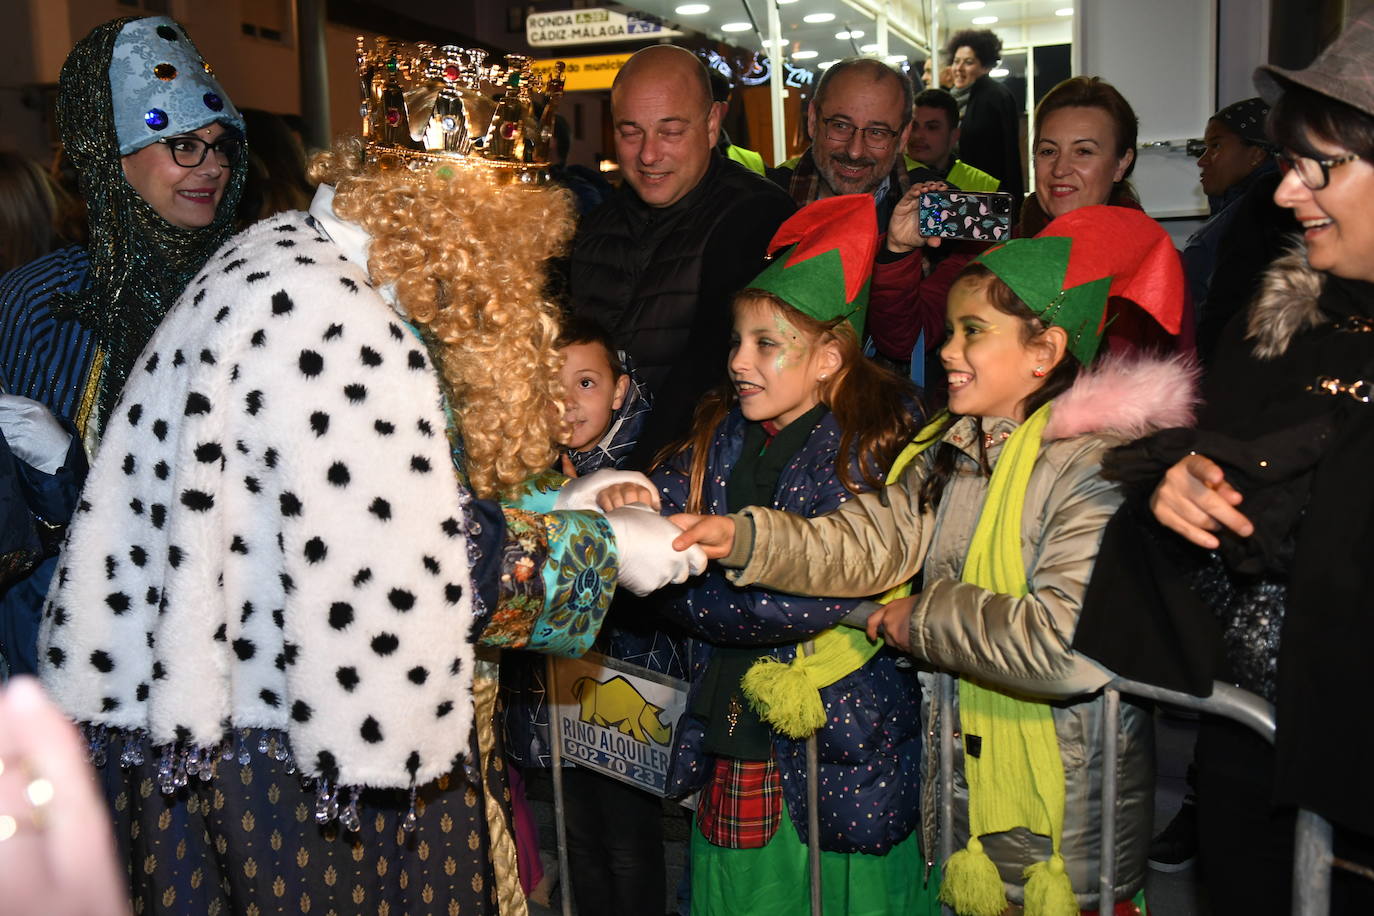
left=1042, top=353, right=1200, bottom=442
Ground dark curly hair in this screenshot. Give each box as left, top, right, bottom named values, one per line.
left=944, top=29, right=1002, bottom=68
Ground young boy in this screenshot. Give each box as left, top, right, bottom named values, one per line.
left=557, top=316, right=650, bottom=476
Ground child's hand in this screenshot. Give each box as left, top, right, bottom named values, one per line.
left=597, top=482, right=660, bottom=512
left=866, top=595, right=916, bottom=652
left=1150, top=453, right=1254, bottom=550
left=560, top=453, right=578, bottom=478
left=554, top=469, right=655, bottom=513
left=669, top=513, right=736, bottom=560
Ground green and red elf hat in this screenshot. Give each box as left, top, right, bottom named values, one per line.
left=975, top=205, right=1185, bottom=365
left=747, top=194, right=879, bottom=336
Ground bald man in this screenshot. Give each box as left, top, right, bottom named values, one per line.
left=570, top=45, right=793, bottom=470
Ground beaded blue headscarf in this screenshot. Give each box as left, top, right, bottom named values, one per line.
left=54, top=16, right=247, bottom=436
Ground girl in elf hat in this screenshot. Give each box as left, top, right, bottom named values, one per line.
left=669, top=204, right=1199, bottom=915
left=598, top=194, right=932, bottom=915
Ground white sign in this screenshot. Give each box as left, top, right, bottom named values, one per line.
left=526, top=7, right=683, bottom=48
left=549, top=651, right=689, bottom=796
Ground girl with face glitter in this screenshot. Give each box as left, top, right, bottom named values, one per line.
left=669, top=205, right=1194, bottom=915
left=596, top=196, right=930, bottom=916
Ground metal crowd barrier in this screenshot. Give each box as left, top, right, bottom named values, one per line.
left=935, top=673, right=1353, bottom=916
left=541, top=639, right=1360, bottom=916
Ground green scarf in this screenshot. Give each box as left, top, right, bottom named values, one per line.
left=939, top=402, right=1077, bottom=916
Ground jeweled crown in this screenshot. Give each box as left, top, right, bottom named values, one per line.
left=355, top=37, right=565, bottom=184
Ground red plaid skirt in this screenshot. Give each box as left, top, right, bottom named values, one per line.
left=695, top=757, right=783, bottom=849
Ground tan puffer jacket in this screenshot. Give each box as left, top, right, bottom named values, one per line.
left=720, top=354, right=1199, bottom=909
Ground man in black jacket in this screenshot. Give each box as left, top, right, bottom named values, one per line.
left=571, top=45, right=794, bottom=471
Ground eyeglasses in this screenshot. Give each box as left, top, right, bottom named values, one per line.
left=156, top=135, right=243, bottom=169
left=1278, top=151, right=1361, bottom=190
left=820, top=117, right=900, bottom=150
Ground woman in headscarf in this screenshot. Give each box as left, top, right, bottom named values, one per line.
left=0, top=16, right=246, bottom=678
left=0, top=15, right=246, bottom=445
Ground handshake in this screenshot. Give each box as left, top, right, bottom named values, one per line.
left=553, top=470, right=735, bottom=596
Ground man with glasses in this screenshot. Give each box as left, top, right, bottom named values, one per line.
left=772, top=59, right=978, bottom=385
left=769, top=57, right=937, bottom=226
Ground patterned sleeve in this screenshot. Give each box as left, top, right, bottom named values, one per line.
left=504, top=469, right=567, bottom=514
left=474, top=506, right=617, bottom=658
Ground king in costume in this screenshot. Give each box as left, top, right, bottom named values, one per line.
left=37, top=28, right=701, bottom=915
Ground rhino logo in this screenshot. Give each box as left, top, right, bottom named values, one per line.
left=571, top=675, right=672, bottom=746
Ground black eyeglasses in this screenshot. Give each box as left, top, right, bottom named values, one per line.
left=1278, top=151, right=1361, bottom=190
left=819, top=117, right=900, bottom=150
left=156, top=135, right=243, bottom=169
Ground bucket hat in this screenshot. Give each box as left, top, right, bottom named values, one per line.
left=1255, top=8, right=1374, bottom=116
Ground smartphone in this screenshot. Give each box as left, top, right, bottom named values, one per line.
left=918, top=189, right=1014, bottom=242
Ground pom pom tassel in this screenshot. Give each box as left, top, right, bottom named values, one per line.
left=741, top=657, right=825, bottom=739
left=1022, top=854, right=1078, bottom=916
left=938, top=837, right=1008, bottom=916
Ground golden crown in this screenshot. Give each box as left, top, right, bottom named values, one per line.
left=355, top=37, right=565, bottom=184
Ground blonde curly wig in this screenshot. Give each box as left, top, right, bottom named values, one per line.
left=310, top=141, right=574, bottom=500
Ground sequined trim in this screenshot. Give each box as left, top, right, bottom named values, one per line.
left=75, top=346, right=104, bottom=452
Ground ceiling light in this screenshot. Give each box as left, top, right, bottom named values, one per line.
left=721, top=21, right=751, bottom=32
left=885, top=54, right=908, bottom=64
left=859, top=43, right=880, bottom=53
left=818, top=59, right=839, bottom=70
left=957, top=1, right=985, bottom=8
left=989, top=67, right=1009, bottom=77
left=792, top=49, right=819, bottom=59
left=760, top=37, right=787, bottom=48
left=847, top=29, right=864, bottom=37
left=1055, top=7, right=1074, bottom=15
left=777, top=0, right=799, bottom=4
left=971, top=15, right=999, bottom=24
left=675, top=3, right=709, bottom=13
left=835, top=30, right=850, bottom=39
left=803, top=12, right=836, bottom=23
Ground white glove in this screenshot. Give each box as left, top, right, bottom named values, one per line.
left=604, top=503, right=707, bottom=596
left=0, top=394, right=71, bottom=475
left=554, top=468, right=658, bottom=512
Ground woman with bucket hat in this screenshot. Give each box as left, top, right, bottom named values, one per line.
left=1075, top=9, right=1374, bottom=912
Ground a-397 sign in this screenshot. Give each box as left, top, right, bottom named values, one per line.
left=526, top=7, right=683, bottom=47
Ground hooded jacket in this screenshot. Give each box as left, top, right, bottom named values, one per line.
left=655, top=407, right=923, bottom=855
left=720, top=354, right=1198, bottom=906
